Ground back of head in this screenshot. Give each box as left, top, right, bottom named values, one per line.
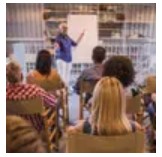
left=91, top=77, right=131, bottom=135
left=36, top=49, right=52, bottom=76
left=92, top=46, right=106, bottom=64
left=102, top=56, right=135, bottom=87
left=6, top=61, right=22, bottom=84
left=6, top=115, right=47, bottom=153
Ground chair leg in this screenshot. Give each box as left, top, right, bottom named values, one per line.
left=79, top=92, right=84, bottom=119
left=65, top=90, right=69, bottom=124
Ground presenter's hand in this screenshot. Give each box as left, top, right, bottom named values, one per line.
left=77, top=30, right=85, bottom=44
left=80, top=29, right=85, bottom=37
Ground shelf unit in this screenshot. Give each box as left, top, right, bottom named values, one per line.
left=6, top=3, right=156, bottom=85
left=43, top=3, right=156, bottom=85
left=6, top=3, right=45, bottom=73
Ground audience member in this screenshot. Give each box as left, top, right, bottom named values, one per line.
left=6, top=61, right=57, bottom=131
left=6, top=115, right=47, bottom=153
left=102, top=55, right=135, bottom=88
left=142, top=75, right=156, bottom=126
left=142, top=75, right=156, bottom=152
left=74, top=46, right=106, bottom=103
left=27, top=49, right=64, bottom=91
left=68, top=77, right=142, bottom=135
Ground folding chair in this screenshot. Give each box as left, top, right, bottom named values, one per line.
left=79, top=80, right=97, bottom=119
left=6, top=98, right=59, bottom=152
left=32, top=80, right=69, bottom=130
left=126, top=95, right=141, bottom=114
left=66, top=131, right=145, bottom=153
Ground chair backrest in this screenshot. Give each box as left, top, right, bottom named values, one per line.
left=126, top=95, right=141, bottom=114
left=6, top=98, right=43, bottom=115
left=80, top=80, right=97, bottom=94
left=79, top=80, right=98, bottom=119
left=66, top=131, right=145, bottom=153
left=33, top=79, right=63, bottom=92
left=6, top=98, right=60, bottom=152
left=144, top=75, right=156, bottom=93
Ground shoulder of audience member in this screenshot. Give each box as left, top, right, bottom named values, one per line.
left=26, top=70, right=36, bottom=80
left=130, top=120, right=144, bottom=131
left=25, top=83, right=45, bottom=92
left=67, top=120, right=85, bottom=134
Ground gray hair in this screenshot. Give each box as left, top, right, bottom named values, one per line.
left=6, top=61, right=22, bottom=84
left=59, top=22, right=67, bottom=30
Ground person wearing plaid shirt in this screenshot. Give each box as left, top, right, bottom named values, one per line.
left=6, top=61, right=57, bottom=132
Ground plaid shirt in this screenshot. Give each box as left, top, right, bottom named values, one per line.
left=6, top=83, right=57, bottom=132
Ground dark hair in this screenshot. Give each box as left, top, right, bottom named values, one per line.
left=92, top=46, right=106, bottom=63
left=36, top=49, right=52, bottom=76
left=102, top=56, right=135, bottom=87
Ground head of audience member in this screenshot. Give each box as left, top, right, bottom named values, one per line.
left=6, top=115, right=47, bottom=153
left=36, top=49, right=52, bottom=76
left=102, top=56, right=135, bottom=88
left=144, top=75, right=156, bottom=94
left=59, top=22, right=68, bottom=35
left=92, top=46, right=106, bottom=64
left=6, top=61, right=23, bottom=84
left=90, top=77, right=132, bottom=135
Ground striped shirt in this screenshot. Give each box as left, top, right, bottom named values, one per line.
left=6, top=83, right=57, bottom=132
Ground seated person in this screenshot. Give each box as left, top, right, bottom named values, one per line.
left=142, top=75, right=156, bottom=152
left=102, top=56, right=148, bottom=120
left=143, top=75, right=156, bottom=125
left=6, top=61, right=57, bottom=132
left=102, top=55, right=135, bottom=91
left=74, top=46, right=106, bottom=103
left=68, top=77, right=142, bottom=135
left=27, top=49, right=64, bottom=92
left=7, top=115, right=47, bottom=153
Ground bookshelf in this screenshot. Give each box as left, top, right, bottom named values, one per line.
left=6, top=4, right=156, bottom=85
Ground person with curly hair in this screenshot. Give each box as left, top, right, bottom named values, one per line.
left=102, top=55, right=135, bottom=88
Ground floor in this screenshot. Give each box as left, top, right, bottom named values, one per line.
left=68, top=92, right=89, bottom=124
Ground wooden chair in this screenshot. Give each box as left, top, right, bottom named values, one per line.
left=32, top=80, right=69, bottom=129
left=126, top=95, right=141, bottom=114
left=32, top=79, right=63, bottom=92
left=79, top=80, right=97, bottom=119
left=6, top=98, right=59, bottom=152
left=79, top=81, right=142, bottom=119
left=126, top=94, right=145, bottom=125
left=66, top=131, right=145, bottom=153
left=59, top=87, right=69, bottom=129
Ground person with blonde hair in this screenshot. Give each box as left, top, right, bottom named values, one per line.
left=6, top=115, right=47, bottom=153
left=68, top=77, right=141, bottom=135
